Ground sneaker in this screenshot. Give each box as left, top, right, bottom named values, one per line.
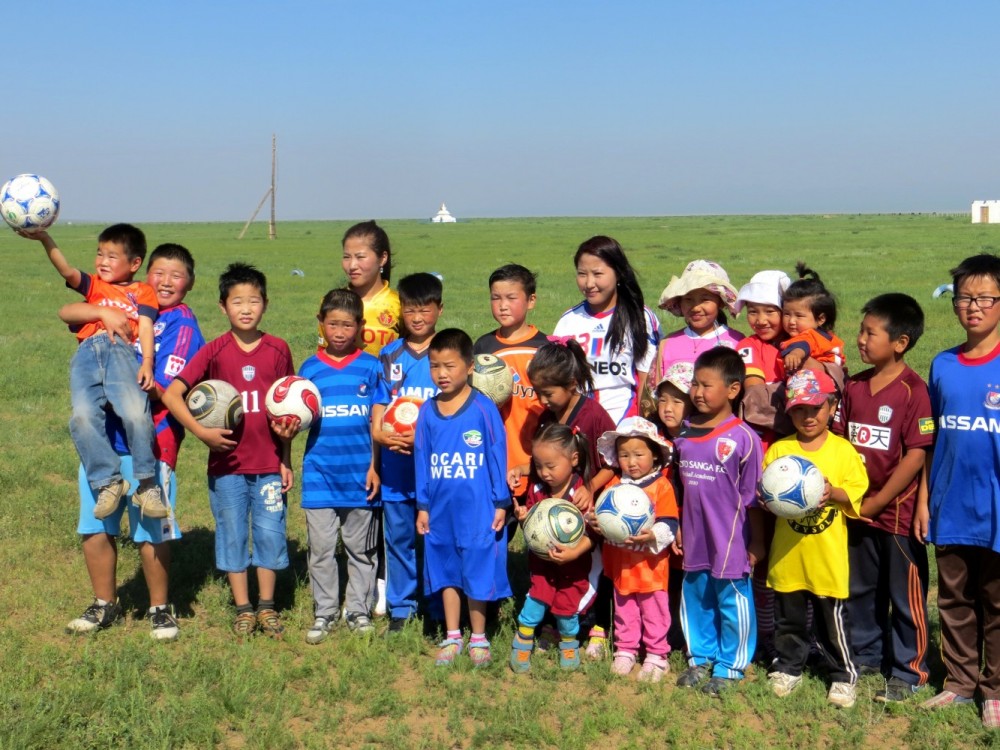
left=920, top=689, right=976, bottom=710
left=510, top=635, right=533, bottom=673
left=559, top=639, right=581, bottom=670
left=387, top=617, right=408, bottom=635
left=875, top=676, right=919, bottom=703
left=305, top=614, right=338, bottom=645
left=469, top=640, right=492, bottom=668
left=637, top=657, right=668, bottom=683
left=611, top=652, right=637, bottom=676
left=769, top=671, right=803, bottom=698
left=702, top=676, right=734, bottom=697
left=677, top=664, right=711, bottom=688
left=66, top=598, right=123, bottom=634
left=374, top=578, right=387, bottom=617
left=93, top=479, right=129, bottom=520
left=345, top=612, right=374, bottom=634
left=435, top=637, right=463, bottom=666
left=535, top=624, right=560, bottom=653
left=983, top=699, right=1000, bottom=729
left=233, top=611, right=257, bottom=638
left=149, top=605, right=179, bottom=642
left=132, top=481, right=169, bottom=519
left=828, top=681, right=857, bottom=709
left=256, top=609, right=284, bottom=640
left=585, top=627, right=607, bottom=660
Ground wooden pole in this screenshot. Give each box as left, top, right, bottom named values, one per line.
left=269, top=133, right=277, bottom=240
left=238, top=187, right=272, bottom=240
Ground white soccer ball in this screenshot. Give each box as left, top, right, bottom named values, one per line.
left=186, top=379, right=244, bottom=431
left=759, top=454, right=826, bottom=519
left=594, top=483, right=655, bottom=544
left=471, top=353, right=513, bottom=406
left=265, top=376, right=322, bottom=433
left=521, top=497, right=586, bottom=560
left=1, top=174, right=60, bottom=234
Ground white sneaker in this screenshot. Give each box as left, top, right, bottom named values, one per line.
left=149, top=605, right=179, bottom=642
left=374, top=578, right=387, bottom=617
left=828, top=681, right=857, bottom=709
left=305, top=614, right=338, bottom=645
left=769, top=671, right=802, bottom=697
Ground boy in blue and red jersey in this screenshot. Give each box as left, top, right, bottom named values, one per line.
left=918, top=254, right=1000, bottom=728
left=373, top=273, right=443, bottom=632
left=415, top=328, right=511, bottom=668
left=62, top=243, right=205, bottom=640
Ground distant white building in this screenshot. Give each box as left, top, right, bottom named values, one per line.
left=431, top=203, right=457, bottom=223
left=971, top=200, right=1000, bottom=223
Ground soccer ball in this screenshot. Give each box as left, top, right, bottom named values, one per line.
left=382, top=395, right=423, bottom=435
left=521, top=497, right=586, bottom=560
left=1, top=174, right=60, bottom=234
left=594, top=483, right=655, bottom=544
left=471, top=353, right=513, bottom=406
left=265, top=376, right=322, bottom=433
left=186, top=379, right=244, bottom=430
left=759, top=454, right=825, bottom=519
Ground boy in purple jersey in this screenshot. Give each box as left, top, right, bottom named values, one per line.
left=61, top=244, right=205, bottom=641
left=674, top=347, right=764, bottom=697
left=163, top=263, right=296, bottom=640
left=917, top=254, right=1000, bottom=726
left=833, top=294, right=933, bottom=702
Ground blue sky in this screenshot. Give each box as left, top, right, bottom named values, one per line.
left=5, top=2, right=997, bottom=221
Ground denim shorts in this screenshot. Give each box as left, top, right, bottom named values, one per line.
left=208, top=473, right=288, bottom=572
left=77, top=455, right=181, bottom=544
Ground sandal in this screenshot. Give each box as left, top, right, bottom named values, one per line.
left=469, top=639, right=492, bottom=668
left=435, top=637, right=463, bottom=666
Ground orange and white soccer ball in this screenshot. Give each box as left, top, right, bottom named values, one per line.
left=382, top=396, right=424, bottom=435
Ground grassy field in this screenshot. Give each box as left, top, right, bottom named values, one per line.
left=2, top=214, right=998, bottom=749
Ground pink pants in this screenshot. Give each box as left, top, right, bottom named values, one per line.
left=614, top=588, right=671, bottom=657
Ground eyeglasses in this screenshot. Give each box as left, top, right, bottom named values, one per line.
left=952, top=295, right=1000, bottom=310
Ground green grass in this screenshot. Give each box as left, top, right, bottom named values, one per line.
left=1, top=214, right=997, bottom=748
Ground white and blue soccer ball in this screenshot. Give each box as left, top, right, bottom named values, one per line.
left=521, top=497, right=586, bottom=560
left=1, top=174, right=60, bottom=234
left=594, top=483, right=655, bottom=544
left=759, top=454, right=825, bottom=519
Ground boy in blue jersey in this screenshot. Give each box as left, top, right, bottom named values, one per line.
left=298, top=289, right=389, bottom=643
left=917, top=254, right=1000, bottom=727
left=415, top=328, right=512, bottom=667
left=60, top=243, right=205, bottom=640
left=372, top=273, right=443, bottom=633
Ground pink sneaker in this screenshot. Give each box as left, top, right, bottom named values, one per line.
left=611, top=652, right=637, bottom=676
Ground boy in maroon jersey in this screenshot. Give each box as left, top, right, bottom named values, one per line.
left=162, top=263, right=296, bottom=639
left=833, top=293, right=934, bottom=702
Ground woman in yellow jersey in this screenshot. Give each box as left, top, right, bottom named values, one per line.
left=319, top=221, right=401, bottom=357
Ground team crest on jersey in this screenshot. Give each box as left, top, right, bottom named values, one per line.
left=738, top=346, right=752, bottom=361
left=715, top=438, right=736, bottom=464
left=918, top=417, right=935, bottom=435
left=390, top=363, right=403, bottom=381
left=463, top=430, right=483, bottom=448
left=358, top=382, right=369, bottom=397
left=379, top=311, right=396, bottom=327
left=165, top=355, right=186, bottom=377
left=878, top=405, right=893, bottom=424
left=986, top=389, right=1000, bottom=410
left=153, top=321, right=166, bottom=336
left=242, top=365, right=256, bottom=382
left=789, top=506, right=838, bottom=535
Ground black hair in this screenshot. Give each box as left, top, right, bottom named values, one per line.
left=429, top=328, right=474, bottom=364
left=783, top=262, right=837, bottom=331
left=397, top=272, right=443, bottom=307
left=343, top=220, right=392, bottom=282
left=951, top=254, right=1000, bottom=294
left=318, top=287, right=364, bottom=323
left=860, top=293, right=924, bottom=352
left=148, top=243, right=195, bottom=281
left=693, top=346, right=746, bottom=407
left=219, top=262, right=267, bottom=302
left=574, top=236, right=649, bottom=362
left=532, top=422, right=593, bottom=484
left=98, top=223, right=146, bottom=262
left=527, top=340, right=595, bottom=393
left=489, top=263, right=537, bottom=296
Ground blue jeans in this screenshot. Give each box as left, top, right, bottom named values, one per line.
left=208, top=473, right=288, bottom=572
left=69, top=333, right=156, bottom=489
